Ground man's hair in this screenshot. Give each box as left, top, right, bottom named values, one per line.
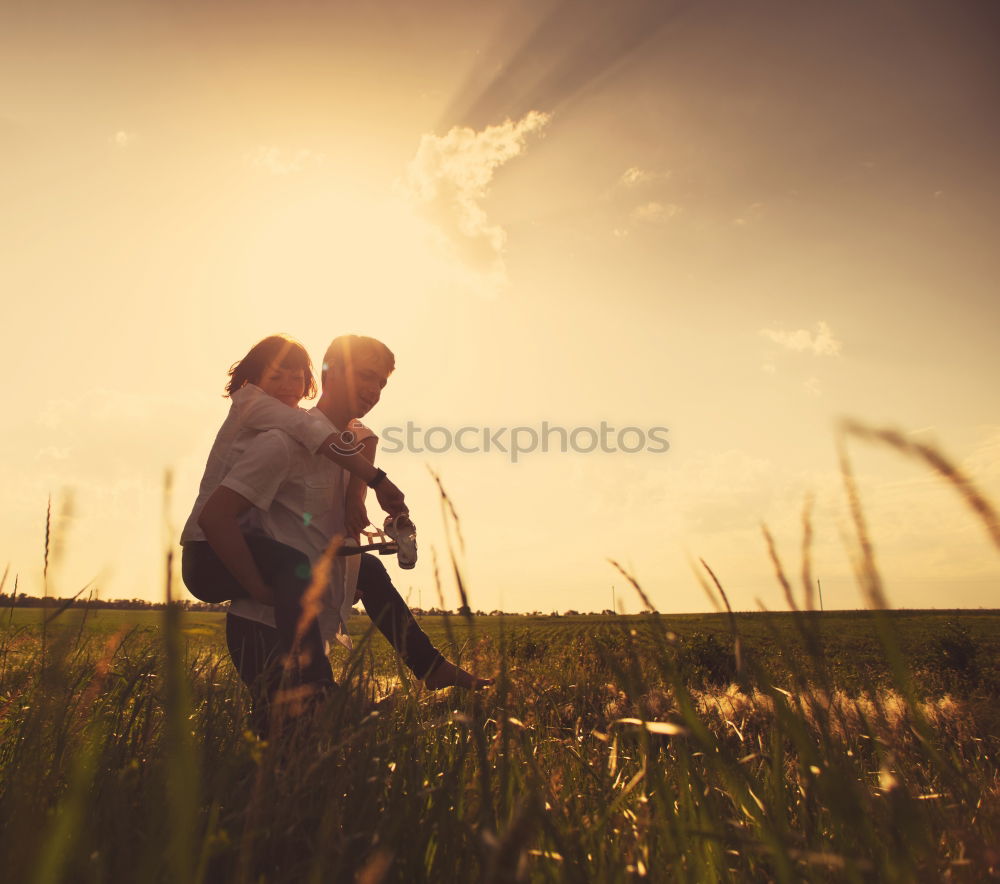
left=321, top=335, right=395, bottom=387
left=225, top=334, right=318, bottom=399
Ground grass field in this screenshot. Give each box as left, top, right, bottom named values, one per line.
left=3, top=427, right=998, bottom=881
left=5, top=606, right=999, bottom=693
left=1, top=603, right=997, bottom=882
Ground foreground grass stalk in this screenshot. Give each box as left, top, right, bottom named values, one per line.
left=162, top=549, right=200, bottom=884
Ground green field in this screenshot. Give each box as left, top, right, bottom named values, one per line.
left=1, top=604, right=997, bottom=881
left=7, top=606, right=999, bottom=692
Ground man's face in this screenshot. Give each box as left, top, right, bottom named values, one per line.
left=328, top=354, right=389, bottom=418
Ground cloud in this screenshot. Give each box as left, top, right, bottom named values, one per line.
left=803, top=376, right=822, bottom=396
left=404, top=111, right=550, bottom=289
left=246, top=146, right=324, bottom=175
left=631, top=201, right=682, bottom=224
left=961, top=426, right=1000, bottom=492
left=611, top=174, right=681, bottom=234
left=678, top=448, right=778, bottom=534
left=611, top=200, right=684, bottom=239
left=760, top=321, right=842, bottom=356
left=36, top=446, right=70, bottom=461
left=109, top=130, right=137, bottom=149
left=33, top=388, right=220, bottom=483
left=733, top=202, right=765, bottom=226
left=619, top=166, right=669, bottom=188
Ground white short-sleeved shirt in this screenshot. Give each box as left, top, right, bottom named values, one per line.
left=180, top=384, right=372, bottom=545
left=180, top=386, right=374, bottom=646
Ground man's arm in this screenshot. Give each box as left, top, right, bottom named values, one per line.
left=321, top=430, right=405, bottom=518
left=197, top=487, right=275, bottom=605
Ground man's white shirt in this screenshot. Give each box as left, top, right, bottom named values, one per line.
left=184, top=396, right=373, bottom=649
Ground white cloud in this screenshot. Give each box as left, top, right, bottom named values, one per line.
left=960, top=426, right=1000, bottom=492
left=36, top=446, right=70, bottom=460
left=403, top=111, right=551, bottom=290
left=33, top=388, right=220, bottom=484
left=246, top=146, right=324, bottom=175
left=619, top=166, right=669, bottom=188
left=760, top=320, right=842, bottom=356
left=761, top=362, right=776, bottom=374
left=631, top=201, right=682, bottom=224
left=803, top=376, right=822, bottom=396
left=678, top=448, right=778, bottom=534
left=733, top=202, right=765, bottom=226
left=109, top=130, right=137, bottom=149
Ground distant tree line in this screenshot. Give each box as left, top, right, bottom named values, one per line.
left=1, top=593, right=628, bottom=617
left=0, top=593, right=226, bottom=612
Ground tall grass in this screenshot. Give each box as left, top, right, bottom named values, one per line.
left=0, top=427, right=997, bottom=881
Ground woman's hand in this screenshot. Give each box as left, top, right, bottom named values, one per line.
left=247, top=581, right=277, bottom=606
left=345, top=496, right=370, bottom=539
left=198, top=486, right=277, bottom=606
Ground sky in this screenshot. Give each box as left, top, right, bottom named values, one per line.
left=2, top=0, right=999, bottom=615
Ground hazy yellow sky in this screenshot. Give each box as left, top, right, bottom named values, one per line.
left=3, top=0, right=999, bottom=613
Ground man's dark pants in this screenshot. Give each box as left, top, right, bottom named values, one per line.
left=183, top=539, right=443, bottom=731
left=182, top=536, right=334, bottom=687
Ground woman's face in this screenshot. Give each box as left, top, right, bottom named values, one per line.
left=256, top=361, right=306, bottom=407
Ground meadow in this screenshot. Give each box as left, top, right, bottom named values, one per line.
left=1, top=601, right=997, bottom=883
left=2, top=426, right=998, bottom=882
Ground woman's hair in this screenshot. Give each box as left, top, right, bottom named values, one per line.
left=224, top=334, right=318, bottom=399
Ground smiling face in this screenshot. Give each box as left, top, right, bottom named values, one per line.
left=347, top=358, right=390, bottom=418
left=226, top=334, right=317, bottom=404
left=326, top=354, right=389, bottom=419
left=256, top=361, right=307, bottom=408
left=320, top=335, right=395, bottom=420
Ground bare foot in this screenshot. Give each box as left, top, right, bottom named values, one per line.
left=422, top=660, right=495, bottom=690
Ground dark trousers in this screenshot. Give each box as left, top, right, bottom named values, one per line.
left=226, top=554, right=444, bottom=733
left=184, top=539, right=444, bottom=727
left=224, top=611, right=293, bottom=735
left=182, top=536, right=333, bottom=686
left=352, top=553, right=444, bottom=679
left=222, top=552, right=444, bottom=677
